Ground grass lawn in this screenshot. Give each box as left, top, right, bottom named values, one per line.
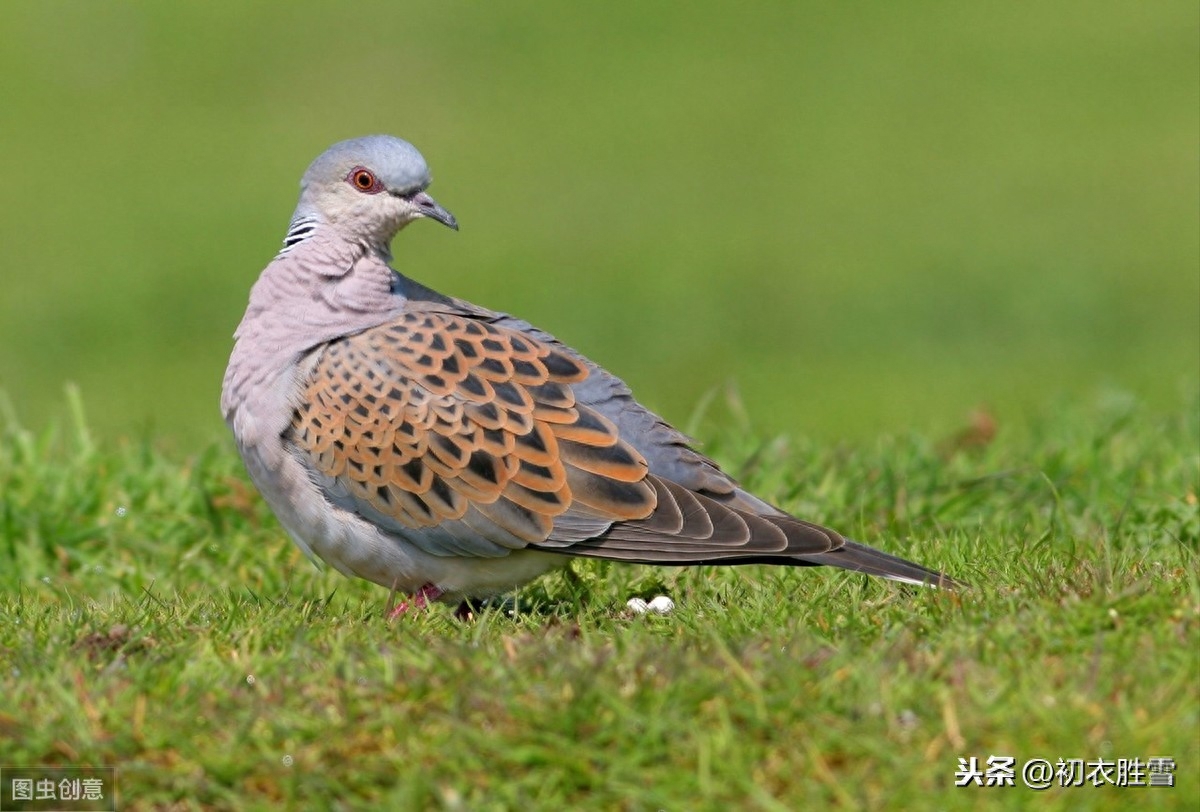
left=0, top=7, right=1195, bottom=807
left=0, top=389, right=1195, bottom=810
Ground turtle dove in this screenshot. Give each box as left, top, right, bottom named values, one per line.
left=221, top=135, right=957, bottom=616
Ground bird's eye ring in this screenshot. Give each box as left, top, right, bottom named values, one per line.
left=347, top=167, right=382, bottom=194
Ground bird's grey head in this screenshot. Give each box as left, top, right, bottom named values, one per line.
left=292, top=135, right=457, bottom=247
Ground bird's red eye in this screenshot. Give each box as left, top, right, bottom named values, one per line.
left=347, top=167, right=381, bottom=194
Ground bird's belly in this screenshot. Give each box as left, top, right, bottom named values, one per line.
left=241, top=441, right=565, bottom=601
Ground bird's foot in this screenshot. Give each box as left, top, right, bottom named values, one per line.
left=453, top=598, right=488, bottom=622
left=388, top=583, right=444, bottom=619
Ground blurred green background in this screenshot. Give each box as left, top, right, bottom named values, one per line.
left=0, top=1, right=1196, bottom=447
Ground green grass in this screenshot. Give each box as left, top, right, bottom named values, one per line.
left=1, top=389, right=1196, bottom=810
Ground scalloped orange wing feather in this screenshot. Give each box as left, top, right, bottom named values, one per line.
left=289, top=309, right=657, bottom=545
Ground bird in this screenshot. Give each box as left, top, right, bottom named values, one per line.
left=221, top=134, right=957, bottom=617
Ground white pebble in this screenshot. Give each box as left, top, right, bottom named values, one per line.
left=626, top=598, right=649, bottom=614
left=648, top=595, right=675, bottom=614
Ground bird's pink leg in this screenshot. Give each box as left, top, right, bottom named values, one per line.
left=388, top=583, right=444, bottom=619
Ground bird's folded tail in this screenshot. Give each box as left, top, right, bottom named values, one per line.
left=798, top=539, right=961, bottom=589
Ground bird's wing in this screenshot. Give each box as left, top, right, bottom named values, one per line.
left=287, top=302, right=840, bottom=561
left=394, top=276, right=754, bottom=501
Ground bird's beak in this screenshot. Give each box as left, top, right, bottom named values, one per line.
left=408, top=190, right=458, bottom=231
